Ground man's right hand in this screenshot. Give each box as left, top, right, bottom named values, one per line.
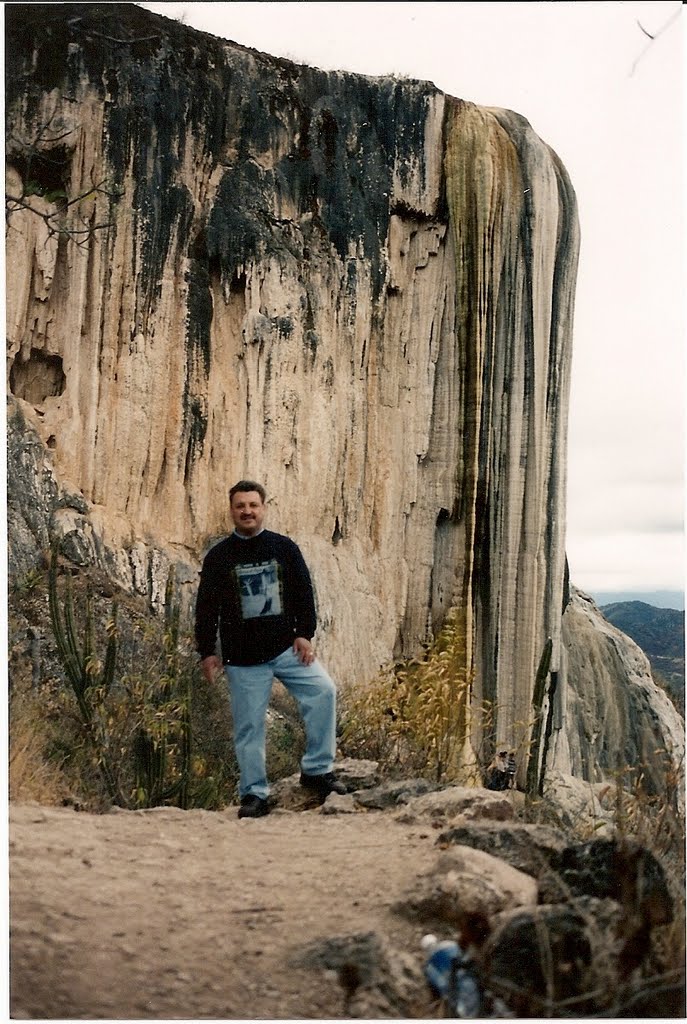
left=200, top=655, right=223, bottom=683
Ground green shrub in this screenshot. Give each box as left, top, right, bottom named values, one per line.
left=45, top=545, right=231, bottom=810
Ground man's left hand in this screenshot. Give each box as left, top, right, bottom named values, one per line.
left=294, top=637, right=315, bottom=665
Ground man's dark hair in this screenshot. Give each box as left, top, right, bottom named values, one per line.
left=229, top=480, right=266, bottom=503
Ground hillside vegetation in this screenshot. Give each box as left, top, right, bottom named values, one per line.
left=602, top=601, right=685, bottom=714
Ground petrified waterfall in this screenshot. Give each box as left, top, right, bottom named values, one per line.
left=7, top=4, right=681, bottom=787
left=444, top=103, right=576, bottom=748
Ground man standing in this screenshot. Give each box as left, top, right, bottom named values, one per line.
left=195, top=480, right=346, bottom=818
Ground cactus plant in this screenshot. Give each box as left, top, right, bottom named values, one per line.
left=48, top=541, right=124, bottom=805
left=131, top=567, right=193, bottom=808
left=49, top=543, right=209, bottom=810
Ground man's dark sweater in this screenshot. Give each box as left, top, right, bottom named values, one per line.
left=194, top=529, right=317, bottom=666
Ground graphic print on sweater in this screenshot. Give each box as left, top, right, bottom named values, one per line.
left=234, top=559, right=283, bottom=619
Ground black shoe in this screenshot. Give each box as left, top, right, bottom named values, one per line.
left=300, top=771, right=347, bottom=799
left=238, top=794, right=270, bottom=819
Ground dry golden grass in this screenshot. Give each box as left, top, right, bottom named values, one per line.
left=9, top=691, right=67, bottom=805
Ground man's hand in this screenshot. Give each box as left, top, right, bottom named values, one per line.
left=201, top=655, right=223, bottom=683
left=293, top=637, right=315, bottom=666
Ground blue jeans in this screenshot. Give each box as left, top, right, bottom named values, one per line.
left=225, top=646, right=337, bottom=798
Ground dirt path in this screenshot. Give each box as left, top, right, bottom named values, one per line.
left=10, top=801, right=440, bottom=1019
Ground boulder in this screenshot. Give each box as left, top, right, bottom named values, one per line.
left=353, top=778, right=443, bottom=810
left=292, top=930, right=429, bottom=1018
left=551, top=589, right=685, bottom=809
left=541, top=768, right=619, bottom=837
left=538, top=836, right=674, bottom=927
left=437, top=821, right=568, bottom=878
left=320, top=793, right=359, bottom=816
left=394, top=845, right=537, bottom=933
left=394, top=786, right=515, bottom=826
left=269, top=775, right=323, bottom=812
left=270, top=759, right=378, bottom=811
left=477, top=896, right=624, bottom=1017
left=332, top=758, right=380, bottom=792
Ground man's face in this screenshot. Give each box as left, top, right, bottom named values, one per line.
left=230, top=491, right=266, bottom=536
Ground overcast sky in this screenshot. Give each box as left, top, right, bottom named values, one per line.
left=142, top=0, right=685, bottom=600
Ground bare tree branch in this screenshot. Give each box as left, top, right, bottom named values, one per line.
left=637, top=20, right=655, bottom=41
left=7, top=107, right=75, bottom=155
left=64, top=14, right=160, bottom=47
left=8, top=127, right=75, bottom=151
left=88, top=29, right=160, bottom=45
left=6, top=177, right=122, bottom=243
left=631, top=5, right=681, bottom=76
left=6, top=106, right=123, bottom=244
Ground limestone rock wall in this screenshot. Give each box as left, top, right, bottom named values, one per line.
left=6, top=4, right=580, bottom=766
left=552, top=589, right=684, bottom=804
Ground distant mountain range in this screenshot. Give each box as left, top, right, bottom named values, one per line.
left=600, top=600, right=685, bottom=715
left=591, top=590, right=684, bottom=611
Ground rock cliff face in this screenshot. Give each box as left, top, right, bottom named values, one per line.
left=551, top=589, right=684, bottom=806
left=6, top=4, right=681, bottom=787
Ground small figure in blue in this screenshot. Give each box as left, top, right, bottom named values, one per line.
left=421, top=933, right=482, bottom=1018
